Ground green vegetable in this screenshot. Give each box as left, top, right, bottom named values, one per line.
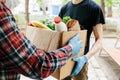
left=40, top=20, right=46, bottom=24
left=46, top=23, right=55, bottom=30
left=62, top=16, right=72, bottom=24
left=40, top=20, right=55, bottom=30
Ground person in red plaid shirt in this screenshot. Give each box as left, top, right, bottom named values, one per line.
left=0, top=0, right=84, bottom=80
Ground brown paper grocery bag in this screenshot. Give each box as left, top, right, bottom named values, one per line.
left=26, top=26, right=61, bottom=52
left=52, top=30, right=87, bottom=80
left=26, top=26, right=87, bottom=80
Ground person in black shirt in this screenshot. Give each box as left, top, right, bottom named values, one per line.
left=59, top=0, right=105, bottom=80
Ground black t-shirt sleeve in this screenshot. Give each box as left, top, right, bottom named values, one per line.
left=92, top=6, right=105, bottom=26
left=59, top=8, right=63, bottom=18
left=59, top=5, right=66, bottom=19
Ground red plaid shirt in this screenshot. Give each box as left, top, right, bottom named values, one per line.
left=0, top=2, right=72, bottom=80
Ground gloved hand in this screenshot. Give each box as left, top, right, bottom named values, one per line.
left=68, top=34, right=83, bottom=55
left=70, top=55, right=88, bottom=76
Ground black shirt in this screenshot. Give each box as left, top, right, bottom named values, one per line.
left=59, top=0, right=105, bottom=54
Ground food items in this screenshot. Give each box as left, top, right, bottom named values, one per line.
left=66, top=19, right=78, bottom=28
left=29, top=21, right=51, bottom=30
left=28, top=23, right=33, bottom=26
left=62, top=16, right=72, bottom=24
left=54, top=16, right=68, bottom=32
left=28, top=16, right=80, bottom=31
left=66, top=19, right=81, bottom=31
left=40, top=20, right=55, bottom=30
left=46, top=23, right=55, bottom=30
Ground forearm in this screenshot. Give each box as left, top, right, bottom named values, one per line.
left=85, top=39, right=102, bottom=59
left=86, top=23, right=103, bottom=59
left=1, top=33, right=72, bottom=79
left=34, top=45, right=72, bottom=78
left=8, top=35, right=72, bottom=79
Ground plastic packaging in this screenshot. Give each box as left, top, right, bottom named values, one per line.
left=54, top=16, right=68, bottom=31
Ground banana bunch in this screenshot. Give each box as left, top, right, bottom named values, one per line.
left=29, top=21, right=51, bottom=30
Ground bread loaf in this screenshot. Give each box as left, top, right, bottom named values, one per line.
left=66, top=19, right=81, bottom=31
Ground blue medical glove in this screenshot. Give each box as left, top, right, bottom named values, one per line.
left=68, top=34, right=83, bottom=55
left=70, top=55, right=88, bottom=76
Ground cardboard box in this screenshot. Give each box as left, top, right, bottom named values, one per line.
left=26, top=26, right=87, bottom=80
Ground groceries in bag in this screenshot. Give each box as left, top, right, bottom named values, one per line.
left=54, top=16, right=68, bottom=32
left=28, top=21, right=52, bottom=30
left=66, top=19, right=81, bottom=31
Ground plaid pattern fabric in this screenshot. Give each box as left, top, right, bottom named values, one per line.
left=0, top=2, right=72, bottom=80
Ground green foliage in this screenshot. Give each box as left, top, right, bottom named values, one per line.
left=93, top=0, right=101, bottom=5
left=61, top=0, right=70, bottom=5
left=105, top=0, right=112, bottom=7
left=36, top=0, right=42, bottom=8
left=13, top=14, right=26, bottom=25
left=111, top=0, right=119, bottom=7
left=94, top=0, right=120, bottom=7
left=105, top=0, right=120, bottom=7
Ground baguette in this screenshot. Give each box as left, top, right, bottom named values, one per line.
left=30, top=21, right=51, bottom=30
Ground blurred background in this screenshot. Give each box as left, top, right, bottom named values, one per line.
left=10, top=0, right=120, bottom=35
left=12, top=0, right=120, bottom=32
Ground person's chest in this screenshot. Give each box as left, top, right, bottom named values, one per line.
left=63, top=5, right=93, bottom=29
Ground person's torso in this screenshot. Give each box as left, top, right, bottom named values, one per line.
left=59, top=0, right=100, bottom=53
